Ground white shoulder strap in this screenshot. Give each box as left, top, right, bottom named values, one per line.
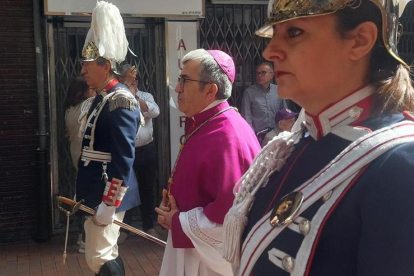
left=237, top=121, right=414, bottom=275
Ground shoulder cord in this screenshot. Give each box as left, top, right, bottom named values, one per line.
left=221, top=127, right=305, bottom=267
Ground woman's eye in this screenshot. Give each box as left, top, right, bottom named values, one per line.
left=287, top=28, right=303, bottom=37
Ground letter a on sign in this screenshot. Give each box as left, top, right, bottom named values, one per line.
left=177, top=39, right=187, bottom=51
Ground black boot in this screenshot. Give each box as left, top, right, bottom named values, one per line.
left=97, top=258, right=125, bottom=276
left=115, top=255, right=125, bottom=273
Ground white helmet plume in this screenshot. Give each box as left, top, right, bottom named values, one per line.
left=82, top=1, right=128, bottom=66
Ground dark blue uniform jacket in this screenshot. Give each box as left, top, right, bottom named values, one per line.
left=245, top=113, right=414, bottom=276
left=76, top=83, right=141, bottom=213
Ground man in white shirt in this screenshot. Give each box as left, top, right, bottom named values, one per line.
left=118, top=64, right=161, bottom=242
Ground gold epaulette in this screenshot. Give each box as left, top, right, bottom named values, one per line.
left=108, top=88, right=138, bottom=112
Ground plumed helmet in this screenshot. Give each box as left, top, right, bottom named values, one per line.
left=82, top=1, right=129, bottom=75
left=256, top=0, right=411, bottom=68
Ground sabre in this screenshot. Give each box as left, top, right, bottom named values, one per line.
left=57, top=196, right=167, bottom=247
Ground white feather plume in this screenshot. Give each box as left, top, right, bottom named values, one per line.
left=399, top=0, right=411, bottom=17
left=83, top=1, right=128, bottom=63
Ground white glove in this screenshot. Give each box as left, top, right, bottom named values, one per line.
left=93, top=202, right=116, bottom=226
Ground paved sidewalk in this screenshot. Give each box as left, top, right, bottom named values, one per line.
left=0, top=227, right=167, bottom=276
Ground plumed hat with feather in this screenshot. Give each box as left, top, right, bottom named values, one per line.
left=82, top=1, right=128, bottom=75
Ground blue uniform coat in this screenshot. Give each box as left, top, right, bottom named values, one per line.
left=76, top=82, right=141, bottom=213
left=244, top=112, right=414, bottom=276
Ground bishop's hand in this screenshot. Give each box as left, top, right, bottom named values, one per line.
left=155, top=189, right=179, bottom=229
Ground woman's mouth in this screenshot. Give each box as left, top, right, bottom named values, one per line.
left=275, top=71, right=289, bottom=78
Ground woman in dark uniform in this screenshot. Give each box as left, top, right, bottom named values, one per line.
left=222, top=0, right=414, bottom=275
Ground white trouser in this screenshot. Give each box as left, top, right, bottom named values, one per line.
left=84, top=212, right=125, bottom=274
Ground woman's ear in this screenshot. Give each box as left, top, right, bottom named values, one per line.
left=348, top=21, right=378, bottom=61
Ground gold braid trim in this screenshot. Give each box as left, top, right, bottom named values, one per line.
left=108, top=88, right=138, bottom=112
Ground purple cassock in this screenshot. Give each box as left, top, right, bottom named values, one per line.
left=169, top=101, right=260, bottom=248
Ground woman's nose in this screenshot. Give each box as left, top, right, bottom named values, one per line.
left=263, top=34, right=286, bottom=62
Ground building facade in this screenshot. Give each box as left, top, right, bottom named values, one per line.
left=0, top=0, right=413, bottom=243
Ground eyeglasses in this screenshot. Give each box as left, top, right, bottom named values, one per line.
left=177, top=76, right=209, bottom=89
left=256, top=71, right=273, bottom=76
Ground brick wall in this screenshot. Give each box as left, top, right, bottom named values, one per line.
left=0, top=0, right=46, bottom=243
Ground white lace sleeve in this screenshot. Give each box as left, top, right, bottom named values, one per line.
left=179, top=208, right=233, bottom=276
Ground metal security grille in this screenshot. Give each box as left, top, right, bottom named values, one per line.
left=399, top=2, right=414, bottom=65
left=50, top=24, right=88, bottom=209
left=201, top=2, right=414, bottom=112
left=47, top=19, right=167, bottom=230
left=200, top=2, right=269, bottom=109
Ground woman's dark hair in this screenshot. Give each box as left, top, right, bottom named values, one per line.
left=64, top=76, right=89, bottom=109
left=335, top=1, right=414, bottom=112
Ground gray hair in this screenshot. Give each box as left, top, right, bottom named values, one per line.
left=96, top=57, right=116, bottom=77
left=119, top=64, right=133, bottom=77
left=96, top=57, right=109, bottom=66
left=258, top=62, right=274, bottom=71
left=182, top=49, right=232, bottom=100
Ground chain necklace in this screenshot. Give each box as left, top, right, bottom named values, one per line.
left=167, top=106, right=235, bottom=196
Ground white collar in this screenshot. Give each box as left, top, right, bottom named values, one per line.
left=304, top=85, right=376, bottom=141
left=199, top=99, right=226, bottom=113
left=189, top=99, right=227, bottom=121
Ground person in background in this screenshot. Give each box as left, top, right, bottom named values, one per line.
left=222, top=0, right=414, bottom=275
left=261, top=108, right=297, bottom=147
left=117, top=64, right=161, bottom=244
left=241, top=62, right=287, bottom=136
left=155, top=49, right=261, bottom=276
left=76, top=2, right=141, bottom=274
left=64, top=75, right=96, bottom=254
left=65, top=76, right=96, bottom=170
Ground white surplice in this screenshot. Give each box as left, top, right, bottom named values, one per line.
left=159, top=207, right=233, bottom=276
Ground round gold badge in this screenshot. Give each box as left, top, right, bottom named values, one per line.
left=270, top=191, right=304, bottom=227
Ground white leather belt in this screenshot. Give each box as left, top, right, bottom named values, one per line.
left=81, top=149, right=111, bottom=163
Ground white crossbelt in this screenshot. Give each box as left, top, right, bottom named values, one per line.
left=81, top=149, right=111, bottom=163
left=237, top=121, right=414, bottom=276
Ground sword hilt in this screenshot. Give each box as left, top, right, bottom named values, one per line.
left=56, top=196, right=85, bottom=215
left=56, top=196, right=86, bottom=265
left=72, top=199, right=85, bottom=214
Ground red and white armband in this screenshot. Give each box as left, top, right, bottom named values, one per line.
left=102, top=178, right=129, bottom=207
